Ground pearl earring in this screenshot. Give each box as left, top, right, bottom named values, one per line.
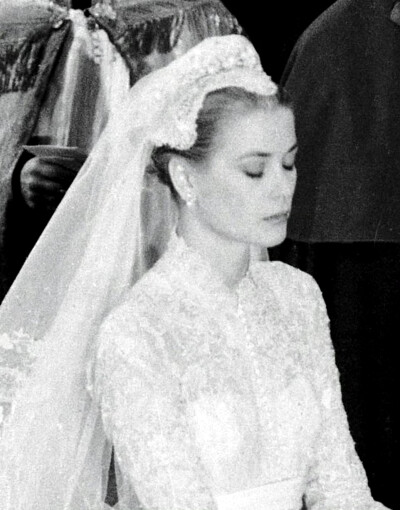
left=186, top=193, right=196, bottom=207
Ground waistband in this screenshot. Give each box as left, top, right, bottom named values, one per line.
left=215, top=477, right=304, bottom=510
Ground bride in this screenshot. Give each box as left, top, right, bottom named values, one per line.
left=0, top=35, right=390, bottom=510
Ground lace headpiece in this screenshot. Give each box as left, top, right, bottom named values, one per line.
left=0, top=35, right=278, bottom=510
left=148, top=35, right=277, bottom=147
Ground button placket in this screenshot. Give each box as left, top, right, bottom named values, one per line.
left=237, top=296, right=262, bottom=383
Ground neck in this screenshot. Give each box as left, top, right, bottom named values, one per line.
left=177, top=209, right=250, bottom=289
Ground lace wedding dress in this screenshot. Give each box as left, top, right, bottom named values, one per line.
left=95, top=234, right=385, bottom=510
left=0, top=34, right=389, bottom=510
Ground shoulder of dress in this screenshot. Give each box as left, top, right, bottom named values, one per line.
left=252, top=261, right=324, bottom=310
left=252, top=263, right=331, bottom=359
left=96, top=267, right=177, bottom=359
left=253, top=260, right=318, bottom=289
left=110, top=265, right=175, bottom=320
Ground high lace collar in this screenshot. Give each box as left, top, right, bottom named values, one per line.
left=159, top=232, right=258, bottom=308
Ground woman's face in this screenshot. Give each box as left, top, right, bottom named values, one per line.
left=189, top=104, right=297, bottom=248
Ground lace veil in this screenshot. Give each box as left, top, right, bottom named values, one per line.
left=0, top=35, right=277, bottom=509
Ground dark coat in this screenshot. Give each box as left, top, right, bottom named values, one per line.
left=283, top=0, right=400, bottom=242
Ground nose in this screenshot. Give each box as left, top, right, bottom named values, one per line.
left=267, top=159, right=296, bottom=206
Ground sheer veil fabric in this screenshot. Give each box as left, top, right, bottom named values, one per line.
left=0, top=35, right=277, bottom=509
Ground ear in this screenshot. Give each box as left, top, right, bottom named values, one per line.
left=168, top=156, right=196, bottom=204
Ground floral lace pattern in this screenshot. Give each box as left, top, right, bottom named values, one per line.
left=0, top=329, right=38, bottom=430
left=94, top=236, right=388, bottom=510
left=147, top=35, right=277, bottom=149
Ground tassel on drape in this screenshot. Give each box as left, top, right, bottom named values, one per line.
left=0, top=2, right=70, bottom=93
left=89, top=0, right=242, bottom=83
left=0, top=30, right=54, bottom=93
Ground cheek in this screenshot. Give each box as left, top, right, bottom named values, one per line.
left=198, top=177, right=253, bottom=226
left=288, top=172, right=297, bottom=197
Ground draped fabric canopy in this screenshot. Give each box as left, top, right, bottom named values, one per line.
left=90, top=0, right=241, bottom=82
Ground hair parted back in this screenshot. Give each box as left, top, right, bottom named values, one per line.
left=148, top=86, right=291, bottom=200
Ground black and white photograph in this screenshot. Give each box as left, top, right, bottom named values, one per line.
left=0, top=1, right=398, bottom=509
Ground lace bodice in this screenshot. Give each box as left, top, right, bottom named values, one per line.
left=94, top=236, right=387, bottom=510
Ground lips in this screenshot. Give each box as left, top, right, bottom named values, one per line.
left=263, top=211, right=290, bottom=221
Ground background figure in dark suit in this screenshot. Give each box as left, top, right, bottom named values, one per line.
left=270, top=1, right=400, bottom=508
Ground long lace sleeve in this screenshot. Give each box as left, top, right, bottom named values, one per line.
left=303, top=278, right=388, bottom=510
left=94, top=303, right=217, bottom=510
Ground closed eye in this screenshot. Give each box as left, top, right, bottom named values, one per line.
left=283, top=143, right=298, bottom=171
left=241, top=161, right=265, bottom=179
left=282, top=163, right=295, bottom=171
left=244, top=171, right=263, bottom=179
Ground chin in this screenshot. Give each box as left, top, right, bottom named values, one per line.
left=254, top=224, right=288, bottom=248
left=220, top=222, right=287, bottom=248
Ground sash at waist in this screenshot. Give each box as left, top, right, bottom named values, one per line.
left=215, top=477, right=304, bottom=510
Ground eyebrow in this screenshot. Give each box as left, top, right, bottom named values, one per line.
left=239, top=143, right=298, bottom=159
